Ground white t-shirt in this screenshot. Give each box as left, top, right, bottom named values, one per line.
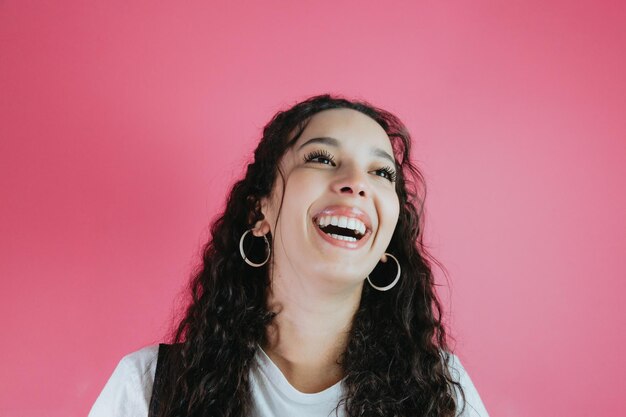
left=88, top=345, right=489, bottom=417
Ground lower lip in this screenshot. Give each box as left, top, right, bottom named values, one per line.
left=312, top=221, right=371, bottom=249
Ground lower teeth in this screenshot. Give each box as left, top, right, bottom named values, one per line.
left=329, top=233, right=357, bottom=242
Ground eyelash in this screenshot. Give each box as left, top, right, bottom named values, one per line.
left=303, top=149, right=397, bottom=183
left=375, top=166, right=398, bottom=182
left=303, top=149, right=336, bottom=166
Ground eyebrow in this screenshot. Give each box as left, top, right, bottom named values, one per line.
left=297, top=136, right=396, bottom=167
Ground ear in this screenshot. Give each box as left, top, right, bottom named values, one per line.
left=251, top=220, right=270, bottom=237
left=248, top=196, right=271, bottom=237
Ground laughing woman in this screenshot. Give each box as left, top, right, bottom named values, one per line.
left=89, top=95, right=489, bottom=417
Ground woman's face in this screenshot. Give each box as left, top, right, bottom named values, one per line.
left=260, top=108, right=400, bottom=290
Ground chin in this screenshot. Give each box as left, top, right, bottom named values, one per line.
left=312, top=266, right=369, bottom=287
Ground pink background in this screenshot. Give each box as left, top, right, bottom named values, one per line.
left=1, top=1, right=625, bottom=416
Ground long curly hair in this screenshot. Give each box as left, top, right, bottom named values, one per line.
left=156, top=94, right=465, bottom=417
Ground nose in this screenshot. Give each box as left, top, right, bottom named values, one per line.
left=330, top=165, right=369, bottom=198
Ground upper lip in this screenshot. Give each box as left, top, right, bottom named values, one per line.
left=312, top=205, right=373, bottom=233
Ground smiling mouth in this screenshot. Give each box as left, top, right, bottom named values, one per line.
left=314, top=215, right=367, bottom=242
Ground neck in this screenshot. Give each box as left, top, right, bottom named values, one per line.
left=262, top=270, right=363, bottom=393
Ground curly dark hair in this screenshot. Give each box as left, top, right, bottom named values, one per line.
left=156, top=94, right=465, bottom=416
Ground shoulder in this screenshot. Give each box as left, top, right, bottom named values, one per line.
left=446, top=353, right=490, bottom=417
left=118, top=344, right=161, bottom=381
left=88, top=345, right=160, bottom=417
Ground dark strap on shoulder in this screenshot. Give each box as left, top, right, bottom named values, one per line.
left=148, top=343, right=177, bottom=417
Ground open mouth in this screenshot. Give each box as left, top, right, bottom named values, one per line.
left=315, top=215, right=367, bottom=242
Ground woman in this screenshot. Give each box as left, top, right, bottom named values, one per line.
left=89, top=94, right=489, bottom=417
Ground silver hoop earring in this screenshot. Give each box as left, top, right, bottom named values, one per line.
left=366, top=253, right=401, bottom=291
left=239, top=229, right=270, bottom=267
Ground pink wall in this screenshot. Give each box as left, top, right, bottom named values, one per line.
left=1, top=1, right=625, bottom=415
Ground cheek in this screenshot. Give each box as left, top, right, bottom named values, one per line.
left=275, top=171, right=321, bottom=226
left=284, top=169, right=326, bottom=203
left=381, top=192, right=401, bottom=235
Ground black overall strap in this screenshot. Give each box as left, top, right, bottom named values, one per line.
left=148, top=343, right=175, bottom=417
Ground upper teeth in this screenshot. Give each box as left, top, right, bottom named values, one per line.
left=317, top=215, right=367, bottom=235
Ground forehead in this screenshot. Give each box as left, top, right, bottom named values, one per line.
left=294, top=108, right=393, bottom=152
